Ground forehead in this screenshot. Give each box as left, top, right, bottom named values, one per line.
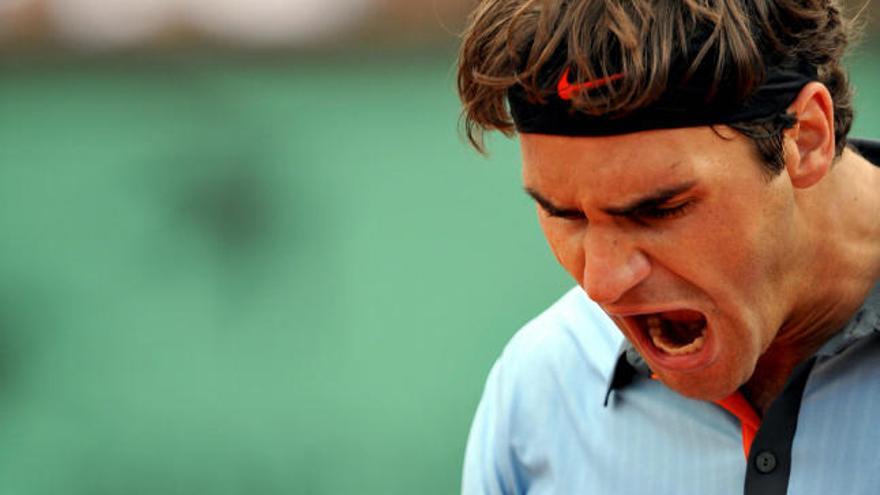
left=520, top=126, right=754, bottom=200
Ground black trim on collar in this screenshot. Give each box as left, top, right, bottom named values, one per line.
left=603, top=350, right=638, bottom=407
left=603, top=341, right=652, bottom=407
left=743, top=357, right=817, bottom=495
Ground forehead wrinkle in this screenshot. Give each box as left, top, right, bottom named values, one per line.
left=522, top=134, right=697, bottom=209
left=586, top=157, right=691, bottom=208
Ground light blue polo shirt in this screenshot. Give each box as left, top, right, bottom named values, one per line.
left=462, top=282, right=880, bottom=494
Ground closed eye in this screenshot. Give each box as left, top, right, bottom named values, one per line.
left=635, top=200, right=694, bottom=220
left=543, top=206, right=586, bottom=220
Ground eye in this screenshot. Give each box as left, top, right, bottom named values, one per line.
left=638, top=200, right=694, bottom=220
left=540, top=205, right=587, bottom=221
left=552, top=210, right=587, bottom=221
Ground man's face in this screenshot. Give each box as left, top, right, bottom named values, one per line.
left=521, top=127, right=804, bottom=400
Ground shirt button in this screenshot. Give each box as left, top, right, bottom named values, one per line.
left=755, top=451, right=777, bottom=474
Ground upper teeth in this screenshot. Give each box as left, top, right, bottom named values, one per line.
left=647, top=315, right=663, bottom=334
left=646, top=314, right=706, bottom=356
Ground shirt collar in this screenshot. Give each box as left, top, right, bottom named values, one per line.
left=603, top=278, right=880, bottom=407
left=815, top=279, right=880, bottom=356
left=603, top=340, right=647, bottom=406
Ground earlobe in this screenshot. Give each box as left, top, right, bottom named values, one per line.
left=784, top=82, right=836, bottom=189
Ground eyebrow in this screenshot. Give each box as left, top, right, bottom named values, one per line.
left=524, top=187, right=585, bottom=218
left=524, top=180, right=697, bottom=219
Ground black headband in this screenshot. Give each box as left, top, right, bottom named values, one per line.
left=507, top=60, right=817, bottom=136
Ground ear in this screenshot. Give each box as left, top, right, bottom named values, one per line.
left=783, top=82, right=836, bottom=189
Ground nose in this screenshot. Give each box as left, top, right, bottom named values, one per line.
left=581, top=227, right=651, bottom=305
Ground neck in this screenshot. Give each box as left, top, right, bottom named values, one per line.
left=744, top=147, right=880, bottom=415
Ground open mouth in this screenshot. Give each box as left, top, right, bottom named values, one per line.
left=633, top=309, right=707, bottom=356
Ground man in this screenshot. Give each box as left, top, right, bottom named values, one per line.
left=457, top=1, right=880, bottom=494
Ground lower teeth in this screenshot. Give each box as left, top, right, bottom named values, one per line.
left=647, top=315, right=706, bottom=356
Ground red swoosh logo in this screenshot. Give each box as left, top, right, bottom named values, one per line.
left=557, top=67, right=624, bottom=100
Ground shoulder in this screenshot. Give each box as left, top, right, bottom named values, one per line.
left=479, top=287, right=623, bottom=421
left=498, top=286, right=622, bottom=382
left=462, top=287, right=624, bottom=493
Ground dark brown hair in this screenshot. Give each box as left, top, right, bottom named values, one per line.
left=457, top=0, right=856, bottom=173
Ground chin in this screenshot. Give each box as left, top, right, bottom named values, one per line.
left=655, top=368, right=746, bottom=402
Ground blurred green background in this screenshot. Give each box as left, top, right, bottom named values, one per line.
left=0, top=3, right=878, bottom=494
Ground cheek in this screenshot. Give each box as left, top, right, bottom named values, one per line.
left=538, top=216, right=584, bottom=280
left=667, top=202, right=771, bottom=284
left=671, top=199, right=793, bottom=347
left=695, top=178, right=795, bottom=282
left=705, top=203, right=789, bottom=287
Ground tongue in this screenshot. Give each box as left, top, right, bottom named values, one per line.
left=663, top=318, right=703, bottom=344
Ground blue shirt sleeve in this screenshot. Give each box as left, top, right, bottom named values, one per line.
left=461, top=359, right=522, bottom=495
